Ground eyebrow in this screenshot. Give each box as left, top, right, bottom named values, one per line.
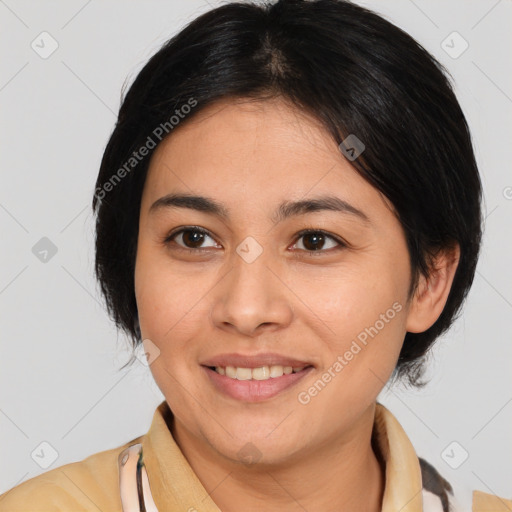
left=149, top=193, right=370, bottom=224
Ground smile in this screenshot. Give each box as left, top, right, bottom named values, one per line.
left=203, top=364, right=313, bottom=402
left=211, top=365, right=308, bottom=380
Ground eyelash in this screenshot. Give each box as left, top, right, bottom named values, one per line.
left=161, top=226, right=348, bottom=257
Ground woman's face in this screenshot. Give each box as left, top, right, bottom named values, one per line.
left=134, top=97, right=417, bottom=465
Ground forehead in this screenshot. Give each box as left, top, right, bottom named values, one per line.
left=150, top=96, right=338, bottom=167
left=142, top=97, right=393, bottom=221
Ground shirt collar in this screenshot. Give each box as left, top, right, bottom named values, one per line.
left=138, top=400, right=423, bottom=511
left=373, top=402, right=424, bottom=511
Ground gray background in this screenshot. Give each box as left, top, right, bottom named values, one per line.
left=1, top=0, right=511, bottom=508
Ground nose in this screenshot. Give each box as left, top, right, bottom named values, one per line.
left=209, top=249, right=294, bottom=338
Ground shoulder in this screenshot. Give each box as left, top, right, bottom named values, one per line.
left=418, top=457, right=512, bottom=512
left=471, top=489, right=512, bottom=511
left=0, top=435, right=143, bottom=512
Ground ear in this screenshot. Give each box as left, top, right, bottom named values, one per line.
left=405, top=244, right=460, bottom=333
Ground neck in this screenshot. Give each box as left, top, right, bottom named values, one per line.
left=170, top=402, right=385, bottom=512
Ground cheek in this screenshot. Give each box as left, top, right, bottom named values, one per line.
left=296, top=279, right=408, bottom=415
left=291, top=258, right=410, bottom=401
left=135, top=245, right=184, bottom=342
left=134, top=244, right=217, bottom=363
left=294, top=261, right=408, bottom=340
left=134, top=248, right=209, bottom=410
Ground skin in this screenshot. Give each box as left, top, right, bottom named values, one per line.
left=134, top=96, right=460, bottom=512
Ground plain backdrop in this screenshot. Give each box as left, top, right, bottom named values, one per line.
left=1, top=0, right=511, bottom=508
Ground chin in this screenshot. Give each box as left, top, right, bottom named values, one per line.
left=216, top=437, right=298, bottom=468
left=200, top=417, right=306, bottom=466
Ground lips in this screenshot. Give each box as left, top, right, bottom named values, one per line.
left=201, top=352, right=314, bottom=402
left=201, top=352, right=313, bottom=369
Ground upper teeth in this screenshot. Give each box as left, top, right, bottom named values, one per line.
left=215, top=365, right=306, bottom=380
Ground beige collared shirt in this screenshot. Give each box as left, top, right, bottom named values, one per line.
left=0, top=401, right=509, bottom=511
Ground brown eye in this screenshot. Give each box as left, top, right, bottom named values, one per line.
left=293, top=229, right=346, bottom=254
left=180, top=229, right=207, bottom=248
left=164, top=227, right=218, bottom=251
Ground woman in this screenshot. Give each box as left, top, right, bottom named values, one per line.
left=1, top=0, right=509, bottom=511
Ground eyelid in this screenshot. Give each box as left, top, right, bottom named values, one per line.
left=162, top=225, right=217, bottom=248
left=162, top=226, right=348, bottom=254
left=291, top=228, right=348, bottom=254
left=163, top=225, right=209, bottom=242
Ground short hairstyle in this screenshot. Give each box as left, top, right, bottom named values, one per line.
left=92, top=0, right=483, bottom=387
